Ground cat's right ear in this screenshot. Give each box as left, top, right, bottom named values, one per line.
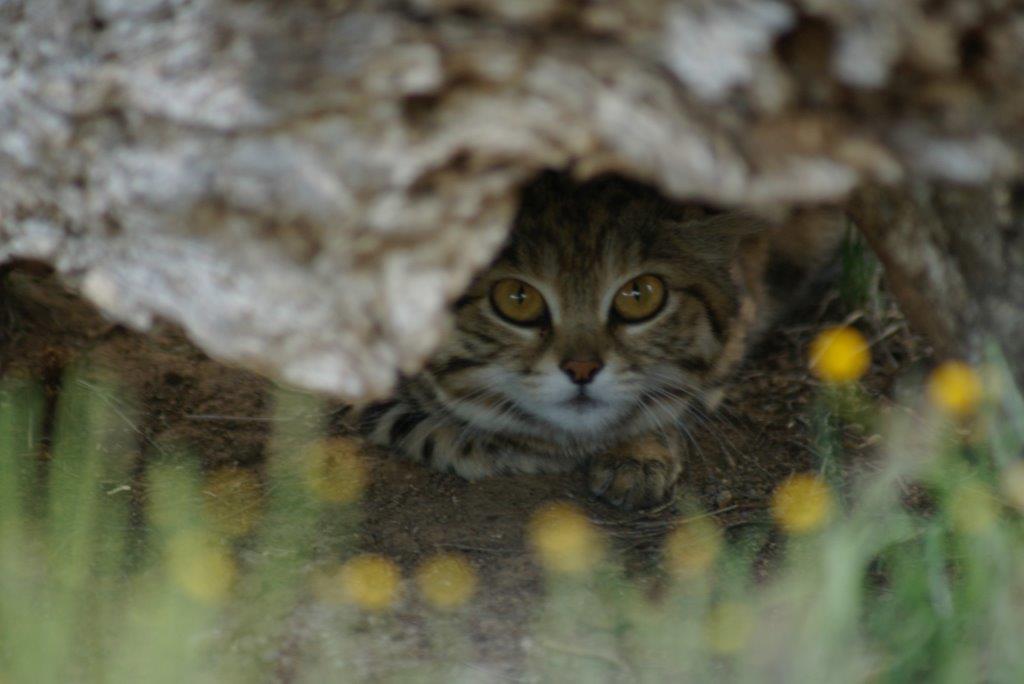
left=669, top=213, right=770, bottom=264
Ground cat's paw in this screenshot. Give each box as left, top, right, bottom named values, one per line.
left=587, top=439, right=681, bottom=511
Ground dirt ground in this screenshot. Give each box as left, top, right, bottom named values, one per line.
left=0, top=265, right=927, bottom=679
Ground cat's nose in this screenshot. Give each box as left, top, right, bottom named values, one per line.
left=560, top=359, right=604, bottom=385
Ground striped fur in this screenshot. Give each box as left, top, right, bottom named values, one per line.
left=347, top=173, right=836, bottom=509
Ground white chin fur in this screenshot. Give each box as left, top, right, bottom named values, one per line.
left=510, top=365, right=636, bottom=437
left=450, top=364, right=644, bottom=440
left=530, top=400, right=626, bottom=435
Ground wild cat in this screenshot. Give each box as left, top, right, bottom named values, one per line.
left=345, top=173, right=838, bottom=510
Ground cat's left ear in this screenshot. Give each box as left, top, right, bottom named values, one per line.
left=670, top=213, right=770, bottom=264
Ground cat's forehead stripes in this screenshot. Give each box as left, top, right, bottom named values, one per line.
left=497, top=180, right=692, bottom=325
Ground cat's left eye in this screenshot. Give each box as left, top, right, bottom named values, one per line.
left=490, top=278, right=548, bottom=325
left=612, top=274, right=666, bottom=323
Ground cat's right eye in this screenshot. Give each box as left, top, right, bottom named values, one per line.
left=490, top=278, right=548, bottom=325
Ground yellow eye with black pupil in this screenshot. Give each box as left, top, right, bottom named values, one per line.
left=490, top=278, right=547, bottom=325
left=613, top=274, right=666, bottom=322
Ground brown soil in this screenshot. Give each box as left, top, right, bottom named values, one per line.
left=0, top=265, right=927, bottom=679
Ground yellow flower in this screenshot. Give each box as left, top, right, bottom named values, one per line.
left=415, top=553, right=478, bottom=610
left=1002, top=461, right=1024, bottom=512
left=950, top=482, right=1000, bottom=535
left=527, top=502, right=603, bottom=574
left=664, top=517, right=723, bottom=579
left=703, top=602, right=754, bottom=655
left=167, top=531, right=236, bottom=603
left=303, top=437, right=367, bottom=504
left=337, top=554, right=401, bottom=611
left=809, top=326, right=870, bottom=383
left=203, top=467, right=263, bottom=537
left=771, top=474, right=834, bottom=534
left=928, top=361, right=982, bottom=417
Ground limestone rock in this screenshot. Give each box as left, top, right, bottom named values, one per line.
left=2, top=0, right=1021, bottom=397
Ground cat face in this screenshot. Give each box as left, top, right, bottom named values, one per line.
left=426, top=175, right=759, bottom=446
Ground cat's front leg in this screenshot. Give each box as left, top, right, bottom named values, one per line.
left=587, top=435, right=682, bottom=510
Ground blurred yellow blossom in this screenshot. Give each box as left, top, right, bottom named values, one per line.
left=527, top=502, right=603, bottom=574
left=809, top=326, right=870, bottom=383
left=203, top=466, right=263, bottom=537
left=664, top=517, right=723, bottom=579
left=415, top=553, right=478, bottom=610
left=167, top=531, right=236, bottom=603
left=950, top=482, right=1000, bottom=535
left=703, top=602, right=754, bottom=655
left=771, top=474, right=835, bottom=534
left=303, top=437, right=367, bottom=504
left=1002, top=461, right=1024, bottom=512
left=928, top=361, right=982, bottom=417
left=337, top=554, right=401, bottom=611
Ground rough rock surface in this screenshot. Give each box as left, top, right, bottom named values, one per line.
left=1, top=0, right=1022, bottom=398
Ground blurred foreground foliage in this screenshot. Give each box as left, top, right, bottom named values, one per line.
left=2, top=338, right=1024, bottom=682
